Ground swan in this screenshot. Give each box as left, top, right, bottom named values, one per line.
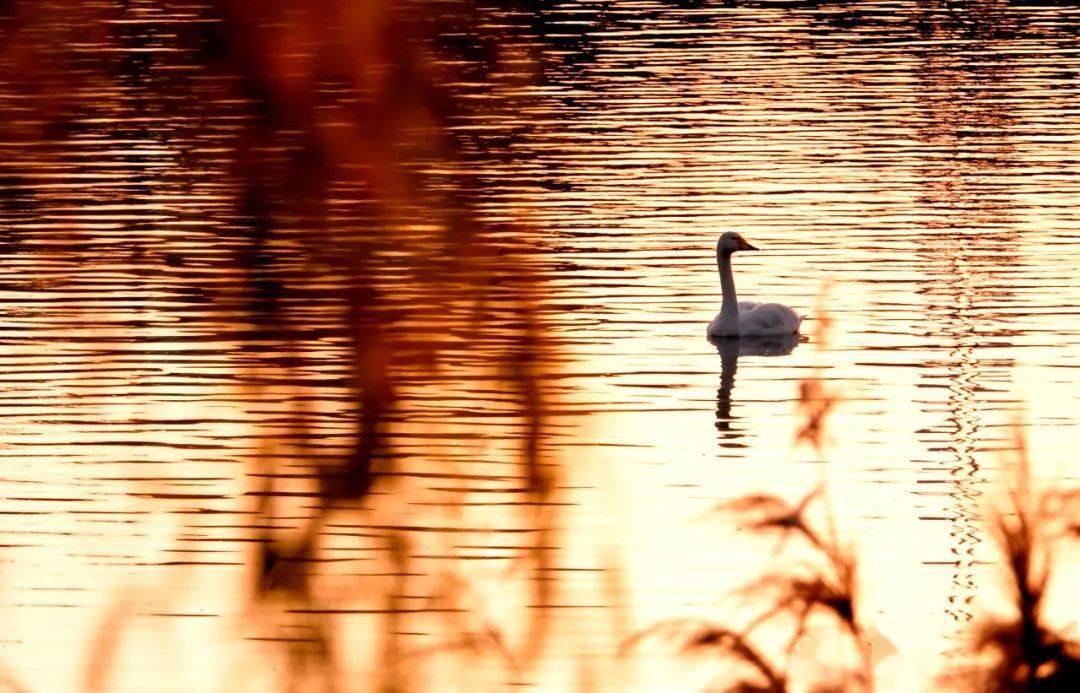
left=707, top=232, right=802, bottom=338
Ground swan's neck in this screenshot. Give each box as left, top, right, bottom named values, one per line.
left=717, top=251, right=740, bottom=333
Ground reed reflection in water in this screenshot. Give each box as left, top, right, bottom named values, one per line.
left=1, top=0, right=1080, bottom=691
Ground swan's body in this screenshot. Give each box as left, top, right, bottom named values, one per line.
left=708, top=300, right=802, bottom=337
left=707, top=232, right=802, bottom=338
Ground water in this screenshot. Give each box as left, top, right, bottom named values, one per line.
left=2, top=1, right=1080, bottom=691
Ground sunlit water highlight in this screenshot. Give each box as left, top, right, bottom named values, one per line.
left=1, top=1, right=1079, bottom=691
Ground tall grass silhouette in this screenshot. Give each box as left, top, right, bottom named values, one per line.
left=624, top=423, right=1080, bottom=692
left=621, top=486, right=871, bottom=693
left=4, top=2, right=1080, bottom=691
left=623, top=301, right=872, bottom=692
left=625, top=301, right=1079, bottom=693
left=942, top=426, right=1080, bottom=692
left=2, top=0, right=555, bottom=690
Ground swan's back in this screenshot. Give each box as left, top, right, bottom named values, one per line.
left=708, top=302, right=802, bottom=338
left=734, top=301, right=802, bottom=337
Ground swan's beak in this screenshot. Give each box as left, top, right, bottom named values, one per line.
left=739, top=238, right=759, bottom=251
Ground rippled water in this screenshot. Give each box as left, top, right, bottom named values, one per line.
left=2, top=1, right=1080, bottom=691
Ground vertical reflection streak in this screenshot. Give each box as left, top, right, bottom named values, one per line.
left=908, top=4, right=1030, bottom=660
left=939, top=252, right=984, bottom=634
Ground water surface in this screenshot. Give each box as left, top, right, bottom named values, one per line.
left=2, top=1, right=1080, bottom=690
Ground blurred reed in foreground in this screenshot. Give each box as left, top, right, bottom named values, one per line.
left=625, top=305, right=1079, bottom=693
left=941, top=425, right=1080, bottom=692
left=2, top=0, right=557, bottom=690
left=624, top=456, right=1080, bottom=692
left=621, top=487, right=871, bottom=692
left=622, top=302, right=871, bottom=692
left=4, top=2, right=1080, bottom=691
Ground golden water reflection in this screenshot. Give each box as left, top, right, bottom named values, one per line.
left=2, top=1, right=1080, bottom=691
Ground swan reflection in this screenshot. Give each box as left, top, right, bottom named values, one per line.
left=709, top=333, right=801, bottom=449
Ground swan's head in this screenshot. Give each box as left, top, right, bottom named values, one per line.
left=717, top=232, right=759, bottom=255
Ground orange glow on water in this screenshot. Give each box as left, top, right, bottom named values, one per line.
left=1, top=1, right=1080, bottom=691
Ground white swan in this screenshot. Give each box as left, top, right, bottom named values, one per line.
left=707, top=232, right=803, bottom=338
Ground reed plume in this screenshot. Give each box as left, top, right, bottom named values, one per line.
left=942, top=426, right=1080, bottom=692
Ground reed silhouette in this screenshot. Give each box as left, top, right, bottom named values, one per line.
left=622, top=485, right=871, bottom=693
left=212, top=0, right=558, bottom=688
left=625, top=304, right=870, bottom=692
left=2, top=0, right=555, bottom=690
left=941, top=426, right=1080, bottom=692
left=628, top=302, right=1079, bottom=693
left=4, top=2, right=1080, bottom=691
left=624, top=418, right=1080, bottom=692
